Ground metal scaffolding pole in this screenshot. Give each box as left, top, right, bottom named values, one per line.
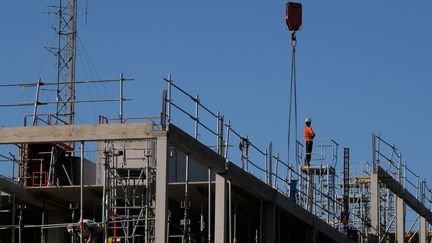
left=80, top=141, right=84, bottom=243
left=182, top=154, right=190, bottom=243
left=208, top=168, right=212, bottom=243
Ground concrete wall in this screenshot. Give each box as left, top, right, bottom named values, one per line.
left=168, top=146, right=213, bottom=182
left=47, top=211, right=66, bottom=243
left=96, top=139, right=157, bottom=185
left=70, top=157, right=96, bottom=185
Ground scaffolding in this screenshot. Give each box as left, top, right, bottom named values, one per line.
left=295, top=139, right=340, bottom=225
left=102, top=140, right=157, bottom=242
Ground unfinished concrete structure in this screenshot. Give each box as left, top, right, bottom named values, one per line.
left=0, top=78, right=432, bottom=243
left=1, top=2, right=432, bottom=242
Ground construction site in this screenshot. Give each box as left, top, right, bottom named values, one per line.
left=1, top=1, right=432, bottom=243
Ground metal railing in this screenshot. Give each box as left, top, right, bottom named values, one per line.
left=372, top=134, right=421, bottom=199
left=162, top=77, right=353, bottom=231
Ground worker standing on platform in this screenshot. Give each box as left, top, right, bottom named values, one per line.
left=304, top=117, right=315, bottom=167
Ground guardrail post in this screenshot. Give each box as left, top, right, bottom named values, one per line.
left=194, top=95, right=199, bottom=139
left=217, top=113, right=224, bottom=156
left=119, top=73, right=124, bottom=123
left=224, top=120, right=231, bottom=159
left=267, top=142, right=273, bottom=187
left=166, top=75, right=172, bottom=124
left=161, top=90, right=167, bottom=130
left=419, top=180, right=427, bottom=243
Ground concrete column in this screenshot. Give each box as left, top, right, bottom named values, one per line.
left=419, top=216, right=427, bottom=243
left=215, top=174, right=227, bottom=243
left=263, top=203, right=276, bottom=243
left=370, top=173, right=380, bottom=241
left=396, top=197, right=405, bottom=243
left=155, top=136, right=168, bottom=242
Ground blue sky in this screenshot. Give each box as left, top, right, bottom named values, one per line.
left=0, top=1, right=432, bottom=182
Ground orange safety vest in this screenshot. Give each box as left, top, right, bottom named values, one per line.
left=304, top=126, right=315, bottom=141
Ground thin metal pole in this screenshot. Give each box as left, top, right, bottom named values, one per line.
left=217, top=112, right=224, bottom=155
left=228, top=180, right=232, bottom=243
left=233, top=200, right=237, bottom=243
left=18, top=207, right=22, bottom=243
left=245, top=135, right=249, bottom=173
left=224, top=121, right=231, bottom=159
left=194, top=95, right=199, bottom=139
left=145, top=151, right=151, bottom=243
left=32, top=78, right=42, bottom=126
left=167, top=75, right=172, bottom=124
left=268, top=142, right=273, bottom=187
left=208, top=168, right=212, bottom=243
left=11, top=195, right=16, bottom=243
left=41, top=205, right=46, bottom=243
left=119, top=73, right=124, bottom=123
left=11, top=154, right=15, bottom=181
left=183, top=154, right=190, bottom=243
left=259, top=200, right=263, bottom=243
left=80, top=141, right=84, bottom=243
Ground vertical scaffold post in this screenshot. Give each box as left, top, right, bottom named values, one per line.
left=419, top=180, right=427, bottom=243
left=217, top=113, right=224, bottom=156
left=161, top=90, right=168, bottom=130
left=18, top=205, right=23, bottom=243
left=224, top=120, right=231, bottom=159
left=41, top=202, right=46, bottom=243
left=32, top=78, right=42, bottom=126
left=167, top=75, right=172, bottom=124
left=208, top=168, right=212, bottom=243
left=343, top=148, right=350, bottom=234
left=182, top=154, right=191, bottom=243
left=194, top=95, right=199, bottom=139
left=119, top=73, right=124, bottom=123
left=268, top=142, right=273, bottom=187
left=11, top=194, right=16, bottom=243
left=80, top=141, right=84, bottom=243
left=228, top=180, right=232, bottom=243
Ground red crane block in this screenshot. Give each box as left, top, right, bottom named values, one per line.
left=286, top=2, right=302, bottom=31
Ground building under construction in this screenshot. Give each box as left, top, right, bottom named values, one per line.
left=1, top=1, right=432, bottom=243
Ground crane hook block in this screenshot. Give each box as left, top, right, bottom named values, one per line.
left=285, top=2, right=302, bottom=31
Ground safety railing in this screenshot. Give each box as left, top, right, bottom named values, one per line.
left=23, top=113, right=69, bottom=127
left=372, top=134, right=421, bottom=199
left=296, top=139, right=339, bottom=170
left=162, top=77, right=352, bottom=231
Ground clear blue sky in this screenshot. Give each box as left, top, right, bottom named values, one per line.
left=0, top=1, right=431, bottom=182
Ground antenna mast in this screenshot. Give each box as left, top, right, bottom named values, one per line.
left=55, top=0, right=77, bottom=125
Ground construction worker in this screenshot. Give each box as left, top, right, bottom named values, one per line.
left=304, top=117, right=315, bottom=167
left=67, top=219, right=102, bottom=243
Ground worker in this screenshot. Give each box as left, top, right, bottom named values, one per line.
left=304, top=117, right=315, bottom=167
left=67, top=219, right=102, bottom=243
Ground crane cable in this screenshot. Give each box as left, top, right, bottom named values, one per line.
left=287, top=31, right=298, bottom=169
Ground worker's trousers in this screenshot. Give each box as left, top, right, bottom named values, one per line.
left=305, top=141, right=313, bottom=165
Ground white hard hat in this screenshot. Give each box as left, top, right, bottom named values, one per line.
left=305, top=117, right=311, bottom=123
